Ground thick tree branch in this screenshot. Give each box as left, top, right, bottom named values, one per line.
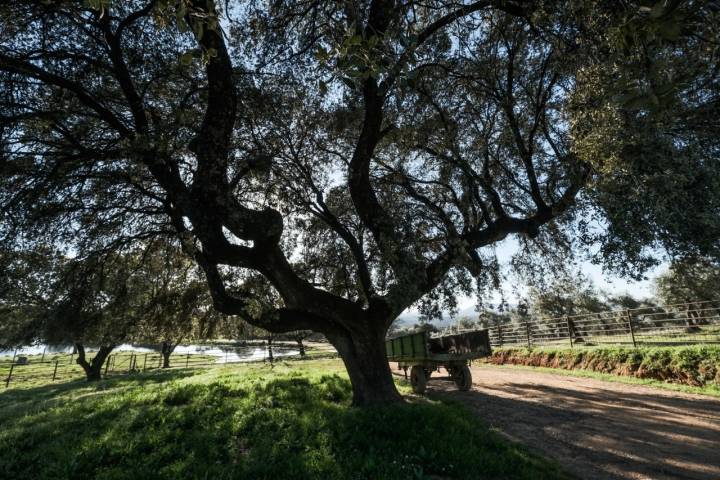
left=97, top=7, right=149, bottom=134
left=0, top=54, right=131, bottom=137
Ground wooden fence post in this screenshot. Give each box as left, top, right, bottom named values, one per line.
left=52, top=360, right=59, bottom=381
left=41, top=346, right=46, bottom=362
left=143, top=353, right=148, bottom=372
left=626, top=310, right=637, bottom=348
left=185, top=353, right=190, bottom=368
left=566, top=316, right=574, bottom=349
left=5, top=363, right=14, bottom=388
left=104, top=356, right=111, bottom=377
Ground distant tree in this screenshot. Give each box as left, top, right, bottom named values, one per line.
left=656, top=257, right=720, bottom=306
left=606, top=294, right=655, bottom=312
left=529, top=277, right=608, bottom=319
left=386, top=319, right=407, bottom=338
left=603, top=293, right=662, bottom=330
left=476, top=309, right=512, bottom=330
left=286, top=331, right=314, bottom=358
left=528, top=276, right=610, bottom=342
left=0, top=246, right=157, bottom=380
left=46, top=254, right=150, bottom=381
left=213, top=315, right=253, bottom=344
left=448, top=316, right=477, bottom=333
left=130, top=242, right=215, bottom=368
left=655, top=256, right=720, bottom=329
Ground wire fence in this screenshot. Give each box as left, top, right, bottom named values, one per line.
left=486, top=300, right=720, bottom=349
left=0, top=351, right=212, bottom=389
left=4, top=301, right=719, bottom=387
left=1, top=343, right=338, bottom=389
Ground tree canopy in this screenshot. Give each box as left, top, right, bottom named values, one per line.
left=1, top=0, right=718, bottom=404
left=655, top=256, right=720, bottom=306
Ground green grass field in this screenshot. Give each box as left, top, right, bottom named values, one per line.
left=0, top=358, right=571, bottom=480
left=0, top=351, right=219, bottom=388
left=0, top=342, right=337, bottom=389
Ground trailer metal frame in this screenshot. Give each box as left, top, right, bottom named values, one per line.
left=385, top=330, right=491, bottom=394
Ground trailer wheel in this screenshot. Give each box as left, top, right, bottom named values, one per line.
left=451, top=364, right=472, bottom=391
left=410, top=366, right=427, bottom=394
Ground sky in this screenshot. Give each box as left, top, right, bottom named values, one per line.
left=399, top=236, right=669, bottom=325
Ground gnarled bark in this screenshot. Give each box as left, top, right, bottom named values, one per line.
left=160, top=341, right=176, bottom=368
left=75, top=343, right=114, bottom=382
left=327, top=328, right=403, bottom=406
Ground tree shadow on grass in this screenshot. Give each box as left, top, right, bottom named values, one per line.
left=0, top=371, right=572, bottom=480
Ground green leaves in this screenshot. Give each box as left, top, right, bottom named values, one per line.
left=152, top=0, right=220, bottom=43
left=83, top=0, right=111, bottom=12
left=312, top=30, right=390, bottom=89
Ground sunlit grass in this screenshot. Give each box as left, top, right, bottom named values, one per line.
left=0, top=359, right=570, bottom=480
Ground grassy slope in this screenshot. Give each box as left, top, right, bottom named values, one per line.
left=489, top=345, right=720, bottom=396
left=0, top=359, right=570, bottom=480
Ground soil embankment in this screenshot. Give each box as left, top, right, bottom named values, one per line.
left=489, top=346, right=720, bottom=387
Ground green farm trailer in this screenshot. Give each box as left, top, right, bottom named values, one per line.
left=385, top=330, right=491, bottom=394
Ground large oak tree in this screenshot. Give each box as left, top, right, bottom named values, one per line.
left=1, top=1, right=718, bottom=404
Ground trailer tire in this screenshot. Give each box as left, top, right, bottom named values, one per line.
left=410, top=366, right=427, bottom=394
left=451, top=364, right=472, bottom=391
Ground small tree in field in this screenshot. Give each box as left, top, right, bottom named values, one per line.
left=656, top=257, right=720, bottom=307
left=0, top=247, right=155, bottom=381
left=655, top=257, right=720, bottom=330
left=287, top=331, right=314, bottom=358
left=1, top=1, right=718, bottom=403
left=51, top=254, right=155, bottom=381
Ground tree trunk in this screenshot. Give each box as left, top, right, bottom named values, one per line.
left=327, top=329, right=403, bottom=407
left=161, top=341, right=175, bottom=368
left=296, top=338, right=306, bottom=357
left=75, top=343, right=114, bottom=382
left=266, top=337, right=274, bottom=363
left=567, top=318, right=584, bottom=343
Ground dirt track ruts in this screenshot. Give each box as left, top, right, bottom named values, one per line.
left=422, top=365, right=720, bottom=480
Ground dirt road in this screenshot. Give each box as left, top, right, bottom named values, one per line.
left=428, top=365, right=720, bottom=480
